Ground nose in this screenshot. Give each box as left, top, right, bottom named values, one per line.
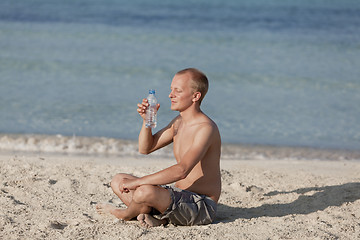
left=169, top=90, right=174, bottom=98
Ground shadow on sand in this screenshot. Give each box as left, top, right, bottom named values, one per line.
left=216, top=182, right=360, bottom=223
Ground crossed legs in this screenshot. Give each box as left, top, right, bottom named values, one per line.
left=96, top=173, right=171, bottom=227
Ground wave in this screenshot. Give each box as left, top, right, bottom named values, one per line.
left=0, top=134, right=159, bottom=157
left=0, top=134, right=359, bottom=161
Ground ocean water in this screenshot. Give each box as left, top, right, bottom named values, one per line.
left=1, top=0, right=360, bottom=152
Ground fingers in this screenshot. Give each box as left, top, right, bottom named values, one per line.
left=137, top=106, right=147, bottom=115
left=122, top=178, right=131, bottom=193
left=122, top=183, right=129, bottom=193
left=137, top=98, right=160, bottom=117
left=120, top=184, right=129, bottom=193
left=120, top=188, right=129, bottom=193
left=137, top=104, right=145, bottom=114
left=137, top=98, right=149, bottom=115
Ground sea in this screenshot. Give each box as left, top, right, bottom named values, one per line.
left=1, top=0, right=360, bottom=159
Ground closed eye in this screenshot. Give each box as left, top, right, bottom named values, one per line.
left=171, top=88, right=182, bottom=93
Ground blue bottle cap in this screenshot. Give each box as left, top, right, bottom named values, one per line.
left=149, top=89, right=155, bottom=94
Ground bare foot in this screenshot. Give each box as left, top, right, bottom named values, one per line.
left=137, top=214, right=168, bottom=228
left=96, top=203, right=123, bottom=219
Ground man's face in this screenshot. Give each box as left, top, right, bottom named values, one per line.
left=169, top=73, right=195, bottom=112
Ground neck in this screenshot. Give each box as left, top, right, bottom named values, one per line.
left=179, top=104, right=202, bottom=123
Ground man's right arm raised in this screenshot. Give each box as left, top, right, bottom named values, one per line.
left=137, top=98, right=175, bottom=154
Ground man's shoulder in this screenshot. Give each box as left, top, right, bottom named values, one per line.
left=193, top=116, right=220, bottom=141
left=198, top=114, right=219, bottom=131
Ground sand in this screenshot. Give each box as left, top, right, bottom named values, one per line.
left=1, top=152, right=360, bottom=239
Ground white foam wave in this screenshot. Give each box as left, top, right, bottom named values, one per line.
left=1, top=134, right=359, bottom=160
left=0, top=134, right=171, bottom=157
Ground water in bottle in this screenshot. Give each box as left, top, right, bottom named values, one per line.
left=145, top=89, right=157, bottom=128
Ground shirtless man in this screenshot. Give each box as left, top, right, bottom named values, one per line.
left=96, top=68, right=221, bottom=227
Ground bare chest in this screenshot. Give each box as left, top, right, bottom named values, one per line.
left=173, top=126, right=195, bottom=159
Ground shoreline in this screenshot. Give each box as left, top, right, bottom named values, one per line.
left=1, top=133, right=359, bottom=161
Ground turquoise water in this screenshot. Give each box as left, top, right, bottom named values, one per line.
left=1, top=0, right=360, bottom=150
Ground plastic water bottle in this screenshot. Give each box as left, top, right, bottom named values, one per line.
left=145, top=89, right=157, bottom=128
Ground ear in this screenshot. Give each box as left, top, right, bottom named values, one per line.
left=192, top=92, right=201, bottom=102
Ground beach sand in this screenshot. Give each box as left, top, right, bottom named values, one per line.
left=1, top=152, right=360, bottom=239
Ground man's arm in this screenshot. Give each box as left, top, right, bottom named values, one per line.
left=122, top=124, right=215, bottom=192
left=138, top=119, right=174, bottom=154
left=137, top=98, right=176, bottom=154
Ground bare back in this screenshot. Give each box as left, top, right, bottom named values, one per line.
left=171, top=114, right=221, bottom=202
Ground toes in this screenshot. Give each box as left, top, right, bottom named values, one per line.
left=137, top=214, right=145, bottom=222
left=137, top=214, right=150, bottom=228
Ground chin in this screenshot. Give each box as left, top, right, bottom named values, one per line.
left=170, top=103, right=177, bottom=111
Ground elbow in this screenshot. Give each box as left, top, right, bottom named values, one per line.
left=175, top=165, right=189, bottom=180
left=177, top=171, right=187, bottom=180
left=179, top=172, right=187, bottom=180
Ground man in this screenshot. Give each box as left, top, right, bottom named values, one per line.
left=96, top=68, right=221, bottom=227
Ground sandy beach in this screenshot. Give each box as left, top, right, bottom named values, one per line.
left=1, top=151, right=359, bottom=240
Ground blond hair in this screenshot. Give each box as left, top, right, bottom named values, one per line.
left=176, top=68, right=208, bottom=105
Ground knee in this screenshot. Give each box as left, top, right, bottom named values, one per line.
left=133, top=185, right=156, bottom=204
left=110, top=173, right=126, bottom=192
